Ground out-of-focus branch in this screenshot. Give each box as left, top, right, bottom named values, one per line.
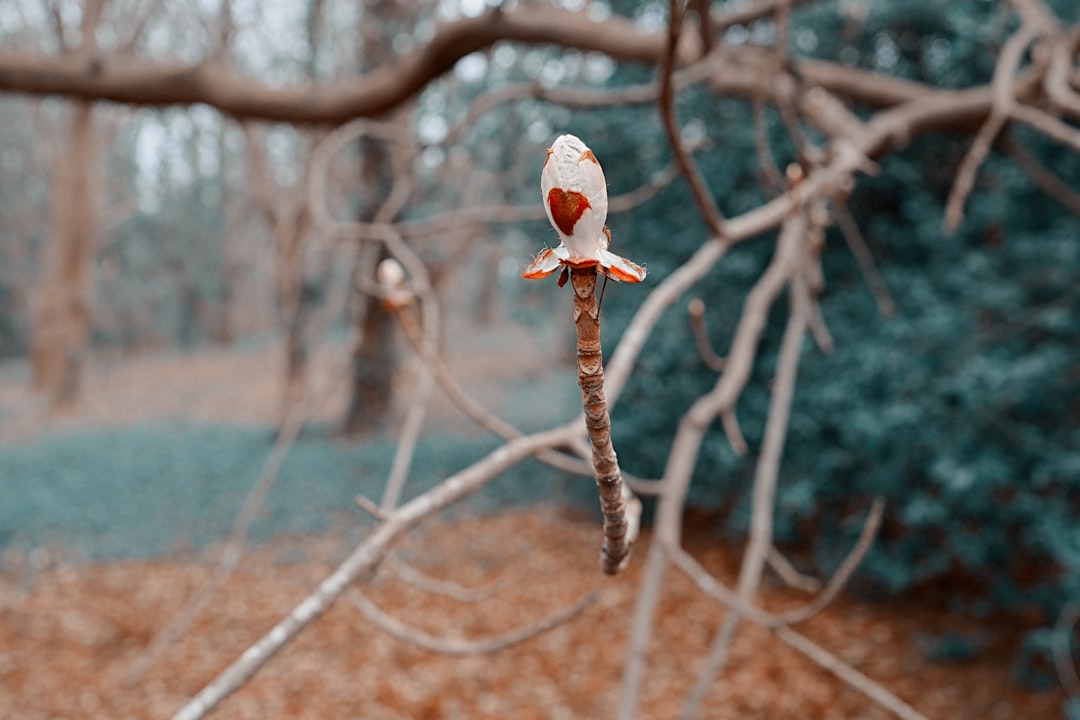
left=0, top=6, right=702, bottom=123
left=1003, top=133, right=1080, bottom=217
left=347, top=588, right=596, bottom=656
left=681, top=263, right=809, bottom=719
left=944, top=22, right=1040, bottom=233
left=1011, top=102, right=1080, bottom=153
left=401, top=148, right=699, bottom=239
left=773, top=626, right=929, bottom=720
left=387, top=556, right=507, bottom=603
left=1053, top=602, right=1080, bottom=697
left=775, top=497, right=885, bottom=625
left=171, top=423, right=578, bottom=720
left=388, top=296, right=593, bottom=477
left=659, top=0, right=727, bottom=236
left=700, top=216, right=804, bottom=452
left=766, top=547, right=822, bottom=592
left=834, top=203, right=896, bottom=317
left=687, top=298, right=725, bottom=372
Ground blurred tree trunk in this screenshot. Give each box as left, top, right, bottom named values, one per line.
left=340, top=0, right=406, bottom=436
left=342, top=138, right=396, bottom=436
left=279, top=204, right=315, bottom=426
left=31, top=100, right=97, bottom=407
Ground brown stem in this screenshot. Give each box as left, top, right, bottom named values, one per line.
left=570, top=267, right=632, bottom=575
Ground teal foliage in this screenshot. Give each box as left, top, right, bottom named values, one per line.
left=564, top=0, right=1080, bottom=642
left=0, top=423, right=563, bottom=560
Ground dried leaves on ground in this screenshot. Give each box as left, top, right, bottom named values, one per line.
left=0, top=508, right=1062, bottom=720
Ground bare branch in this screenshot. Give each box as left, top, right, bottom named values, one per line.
left=171, top=424, right=577, bottom=720
left=1003, top=133, right=1080, bottom=217
left=773, top=626, right=930, bottom=720
left=687, top=298, right=725, bottom=372
left=775, top=497, right=885, bottom=625
left=944, top=21, right=1040, bottom=233
left=681, top=263, right=809, bottom=719
left=766, top=547, right=822, bottom=593
left=347, top=588, right=596, bottom=656
left=701, top=217, right=804, bottom=437
left=1009, top=0, right=1060, bottom=33
left=127, top=349, right=352, bottom=684
left=1045, top=31, right=1080, bottom=118
left=354, top=494, right=387, bottom=521
left=834, top=203, right=896, bottom=317
left=43, top=0, right=67, bottom=52
left=0, top=6, right=703, bottom=124
left=659, top=0, right=727, bottom=236
left=1053, top=602, right=1080, bottom=697
left=665, top=544, right=933, bottom=720
left=666, top=544, right=776, bottom=626
left=376, top=212, right=437, bottom=514
left=116, top=0, right=162, bottom=54
left=390, top=301, right=593, bottom=477
left=752, top=95, right=786, bottom=195
left=387, top=556, right=507, bottom=603
left=1011, top=102, right=1080, bottom=153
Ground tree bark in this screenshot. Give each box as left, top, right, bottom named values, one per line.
left=343, top=238, right=396, bottom=437
left=341, top=0, right=406, bottom=436
left=31, top=100, right=97, bottom=407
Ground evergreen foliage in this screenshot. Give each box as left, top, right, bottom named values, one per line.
left=573, top=0, right=1080, bottom=648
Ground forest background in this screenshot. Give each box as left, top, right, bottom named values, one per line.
left=1, top=0, right=1079, bottom=718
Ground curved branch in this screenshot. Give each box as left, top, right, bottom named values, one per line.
left=387, top=556, right=508, bottom=603
left=348, top=588, right=595, bottom=656
left=944, top=22, right=1041, bottom=233
left=0, top=6, right=701, bottom=123
left=775, top=497, right=885, bottom=625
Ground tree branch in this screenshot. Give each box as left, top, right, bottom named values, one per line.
left=347, top=588, right=596, bottom=656
left=0, top=6, right=701, bottom=123
left=170, top=424, right=577, bottom=720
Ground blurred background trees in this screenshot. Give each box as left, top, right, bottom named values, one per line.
left=2, top=0, right=1080, bottom=709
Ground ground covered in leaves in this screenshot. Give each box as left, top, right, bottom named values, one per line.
left=0, top=508, right=1064, bottom=719
left=0, top=343, right=1067, bottom=718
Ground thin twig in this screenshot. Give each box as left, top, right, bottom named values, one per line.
left=944, top=22, right=1039, bottom=233
left=687, top=298, right=725, bottom=372
left=1053, top=602, right=1080, bottom=697
left=766, top=547, right=822, bottom=593
left=834, top=203, right=896, bottom=317
left=659, top=0, right=727, bottom=236
left=775, top=497, right=885, bottom=625
left=347, top=588, right=596, bottom=655
left=667, top=545, right=776, bottom=625
left=387, top=556, right=507, bottom=603
left=703, top=217, right=804, bottom=450
left=354, top=494, right=387, bottom=521
left=752, top=95, right=786, bottom=195
left=1003, top=134, right=1080, bottom=217
left=1011, top=102, right=1080, bottom=153
left=390, top=302, right=593, bottom=477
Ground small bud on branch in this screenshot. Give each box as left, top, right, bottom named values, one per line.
left=522, top=134, right=643, bottom=574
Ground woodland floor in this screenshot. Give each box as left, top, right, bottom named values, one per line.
left=0, top=340, right=1068, bottom=719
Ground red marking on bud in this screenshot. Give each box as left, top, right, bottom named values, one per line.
left=547, top=188, right=590, bottom=236
left=581, top=149, right=599, bottom=164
